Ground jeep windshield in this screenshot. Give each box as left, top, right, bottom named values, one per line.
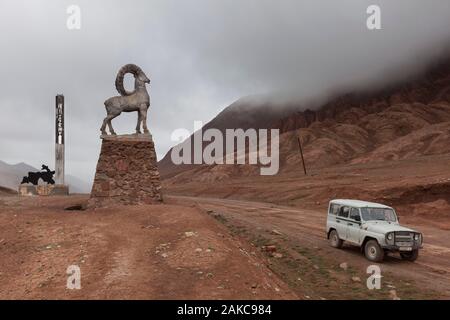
left=360, top=207, right=397, bottom=222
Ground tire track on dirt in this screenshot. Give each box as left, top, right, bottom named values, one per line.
left=171, top=195, right=450, bottom=298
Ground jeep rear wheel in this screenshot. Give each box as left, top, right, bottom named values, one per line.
left=400, top=249, right=419, bottom=262
left=329, top=230, right=343, bottom=249
left=364, top=240, right=384, bottom=262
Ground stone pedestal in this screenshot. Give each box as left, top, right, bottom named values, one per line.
left=88, top=133, right=163, bottom=207
left=18, top=185, right=37, bottom=196
left=51, top=184, right=70, bottom=195
left=18, top=184, right=69, bottom=196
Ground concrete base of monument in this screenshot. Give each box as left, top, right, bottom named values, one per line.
left=18, top=184, right=69, bottom=196
left=88, top=133, right=163, bottom=207
left=51, top=184, right=70, bottom=195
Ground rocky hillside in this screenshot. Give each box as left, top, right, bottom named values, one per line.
left=160, top=59, right=450, bottom=182
left=158, top=96, right=311, bottom=178
left=276, top=61, right=450, bottom=170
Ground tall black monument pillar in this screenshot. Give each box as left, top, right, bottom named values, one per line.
left=55, top=95, right=65, bottom=185
left=54, top=94, right=69, bottom=195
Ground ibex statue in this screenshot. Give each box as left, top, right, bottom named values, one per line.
left=101, top=64, right=151, bottom=135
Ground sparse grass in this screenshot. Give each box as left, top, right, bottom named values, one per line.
left=209, top=210, right=440, bottom=300
left=206, top=211, right=228, bottom=224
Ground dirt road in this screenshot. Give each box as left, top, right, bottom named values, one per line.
left=2, top=193, right=448, bottom=299
left=0, top=195, right=296, bottom=299
left=170, top=195, right=450, bottom=299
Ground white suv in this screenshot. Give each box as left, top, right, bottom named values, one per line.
left=326, top=199, right=423, bottom=262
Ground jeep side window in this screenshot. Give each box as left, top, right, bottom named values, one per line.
left=361, top=207, right=397, bottom=222
left=329, top=204, right=339, bottom=215
left=338, top=206, right=349, bottom=218
left=333, top=204, right=340, bottom=215
left=350, top=208, right=361, bottom=221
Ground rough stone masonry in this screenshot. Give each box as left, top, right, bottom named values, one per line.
left=89, top=134, right=163, bottom=207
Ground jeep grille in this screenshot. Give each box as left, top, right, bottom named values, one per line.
left=394, top=231, right=413, bottom=245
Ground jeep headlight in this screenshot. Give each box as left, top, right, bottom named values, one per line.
left=386, top=232, right=394, bottom=244
left=414, top=233, right=421, bottom=243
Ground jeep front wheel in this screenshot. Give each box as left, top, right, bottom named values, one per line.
left=329, top=230, right=343, bottom=249
left=400, top=249, right=419, bottom=262
left=364, top=240, right=384, bottom=262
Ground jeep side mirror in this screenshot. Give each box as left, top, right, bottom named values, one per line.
left=355, top=216, right=361, bottom=222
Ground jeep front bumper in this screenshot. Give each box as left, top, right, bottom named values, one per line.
left=382, top=244, right=422, bottom=251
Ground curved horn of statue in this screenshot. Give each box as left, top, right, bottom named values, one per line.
left=101, top=64, right=151, bottom=135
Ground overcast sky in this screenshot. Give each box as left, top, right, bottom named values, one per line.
left=0, top=0, right=449, bottom=183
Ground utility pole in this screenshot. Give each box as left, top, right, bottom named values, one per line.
left=297, top=131, right=307, bottom=175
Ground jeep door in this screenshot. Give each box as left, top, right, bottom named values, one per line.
left=347, top=207, right=362, bottom=244
left=336, top=206, right=350, bottom=240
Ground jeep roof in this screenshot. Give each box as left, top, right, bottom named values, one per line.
left=329, top=199, right=392, bottom=209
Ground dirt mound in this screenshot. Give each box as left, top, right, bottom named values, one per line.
left=380, top=181, right=450, bottom=206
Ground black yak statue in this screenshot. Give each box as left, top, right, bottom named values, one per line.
left=21, top=165, right=56, bottom=185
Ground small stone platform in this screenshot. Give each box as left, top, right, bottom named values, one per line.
left=88, top=133, right=163, bottom=207
left=18, top=184, right=69, bottom=196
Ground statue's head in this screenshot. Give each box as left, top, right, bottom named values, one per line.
left=137, top=71, right=150, bottom=84
left=116, top=64, right=150, bottom=95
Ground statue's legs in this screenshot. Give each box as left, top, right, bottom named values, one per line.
left=136, top=112, right=142, bottom=134
left=141, top=107, right=149, bottom=134
left=107, top=114, right=119, bottom=135
left=101, top=117, right=109, bottom=135
left=101, top=113, right=119, bottom=135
